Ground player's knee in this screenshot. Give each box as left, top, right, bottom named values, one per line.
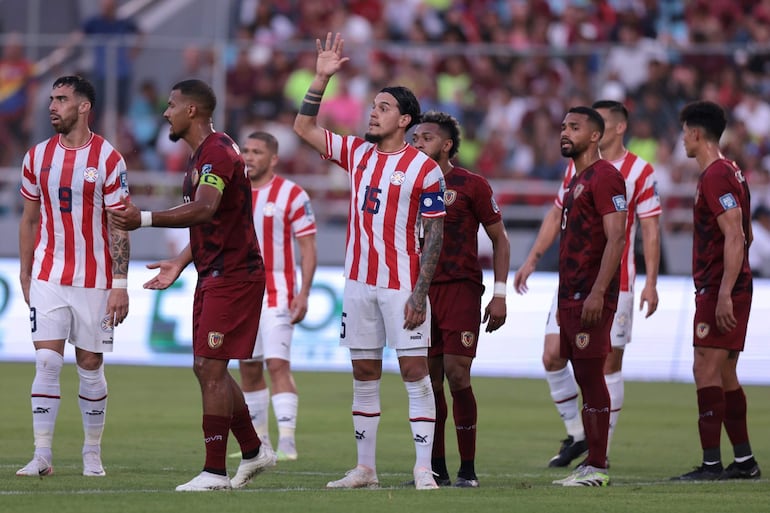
left=542, top=351, right=567, bottom=371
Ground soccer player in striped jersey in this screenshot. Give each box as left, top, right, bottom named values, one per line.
left=17, top=75, right=130, bottom=478
left=514, top=100, right=661, bottom=468
left=412, top=111, right=511, bottom=488
left=236, top=131, right=317, bottom=462
left=109, top=79, right=275, bottom=491
left=294, top=33, right=446, bottom=490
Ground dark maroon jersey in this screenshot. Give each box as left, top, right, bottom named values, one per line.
left=558, top=159, right=627, bottom=309
left=692, top=158, right=752, bottom=295
left=432, top=166, right=502, bottom=286
left=182, top=132, right=264, bottom=280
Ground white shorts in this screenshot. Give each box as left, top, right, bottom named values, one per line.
left=340, top=279, right=430, bottom=352
left=248, top=305, right=294, bottom=361
left=544, top=289, right=634, bottom=348
left=29, top=279, right=114, bottom=353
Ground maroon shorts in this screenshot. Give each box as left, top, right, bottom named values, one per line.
left=429, top=281, right=482, bottom=358
left=192, top=276, right=265, bottom=360
left=693, top=293, right=751, bottom=351
left=559, top=305, right=614, bottom=360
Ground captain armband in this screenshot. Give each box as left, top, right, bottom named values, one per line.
left=199, top=173, right=225, bottom=193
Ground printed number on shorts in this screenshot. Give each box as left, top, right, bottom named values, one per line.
left=361, top=186, right=381, bottom=214
left=30, top=306, right=37, bottom=333
left=59, top=187, right=73, bottom=213
left=340, top=311, right=347, bottom=339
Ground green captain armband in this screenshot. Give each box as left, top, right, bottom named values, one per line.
left=200, top=173, right=225, bottom=193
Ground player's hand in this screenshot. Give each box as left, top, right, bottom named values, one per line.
left=106, top=288, right=129, bottom=326
left=581, top=291, right=603, bottom=327
left=483, top=297, right=507, bottom=333
left=639, top=283, right=659, bottom=318
left=315, top=32, right=350, bottom=79
left=715, top=294, right=737, bottom=333
left=513, top=260, right=535, bottom=294
left=289, top=293, right=309, bottom=324
left=403, top=293, right=427, bottom=330
left=108, top=196, right=141, bottom=231
left=143, top=260, right=182, bottom=290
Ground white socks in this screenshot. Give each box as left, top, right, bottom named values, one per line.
left=272, top=392, right=298, bottom=441
left=605, top=371, right=624, bottom=455
left=545, top=366, right=584, bottom=441
left=30, top=349, right=63, bottom=460
left=404, top=376, right=435, bottom=471
left=243, top=389, right=271, bottom=447
left=352, top=379, right=381, bottom=470
left=77, top=363, right=108, bottom=449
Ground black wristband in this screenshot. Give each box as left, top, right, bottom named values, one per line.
left=299, top=100, right=321, bottom=116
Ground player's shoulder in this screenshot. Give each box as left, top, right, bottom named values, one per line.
left=594, top=158, right=622, bottom=175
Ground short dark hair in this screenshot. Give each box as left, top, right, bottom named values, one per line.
left=380, top=86, right=421, bottom=129
left=568, top=106, right=605, bottom=137
left=247, top=131, right=278, bottom=154
left=419, top=110, right=462, bottom=158
left=679, top=101, right=727, bottom=141
left=591, top=99, right=628, bottom=121
left=172, top=79, right=217, bottom=116
left=52, top=75, right=96, bottom=107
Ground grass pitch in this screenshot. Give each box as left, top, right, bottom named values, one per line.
left=0, top=362, right=767, bottom=512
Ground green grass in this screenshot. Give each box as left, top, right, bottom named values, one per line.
left=0, top=362, right=767, bottom=512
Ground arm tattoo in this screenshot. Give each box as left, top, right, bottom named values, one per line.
left=110, top=228, right=130, bottom=277
left=411, top=216, right=444, bottom=310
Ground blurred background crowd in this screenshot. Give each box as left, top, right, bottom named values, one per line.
left=1, top=0, right=770, bottom=274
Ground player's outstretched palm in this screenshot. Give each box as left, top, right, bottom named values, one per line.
left=315, top=32, right=350, bottom=78
left=143, top=260, right=183, bottom=290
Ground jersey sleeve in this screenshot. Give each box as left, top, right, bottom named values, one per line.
left=197, top=143, right=235, bottom=194
left=594, top=168, right=628, bottom=216
left=634, top=162, right=662, bottom=219
left=472, top=174, right=502, bottom=226
left=289, top=187, right=317, bottom=238
left=553, top=161, right=573, bottom=209
left=420, top=165, right=446, bottom=218
left=103, top=149, right=129, bottom=209
left=702, top=164, right=742, bottom=218
left=19, top=149, right=39, bottom=201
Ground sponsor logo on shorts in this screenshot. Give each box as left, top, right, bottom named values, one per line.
left=101, top=316, right=113, bottom=331
left=576, top=332, right=590, bottom=349
left=409, top=331, right=424, bottom=341
left=616, top=312, right=628, bottom=327
left=461, top=331, right=475, bottom=348
left=208, top=331, right=224, bottom=349
left=390, top=170, right=406, bottom=185
left=696, top=322, right=710, bottom=339
left=444, top=189, right=457, bottom=206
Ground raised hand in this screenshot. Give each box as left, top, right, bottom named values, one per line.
left=315, top=32, right=350, bottom=79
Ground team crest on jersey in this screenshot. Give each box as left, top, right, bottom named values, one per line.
left=208, top=331, right=224, bottom=349
left=461, top=331, right=475, bottom=348
left=572, top=184, right=584, bottom=199
left=696, top=322, right=710, bottom=339
left=444, top=189, right=457, bottom=206
left=100, top=315, right=113, bottom=331
left=263, top=202, right=276, bottom=217
left=575, top=332, right=590, bottom=349
left=84, top=167, right=98, bottom=183
left=390, top=170, right=406, bottom=185
left=201, top=163, right=213, bottom=174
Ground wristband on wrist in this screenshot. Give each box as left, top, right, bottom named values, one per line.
left=112, top=278, right=128, bottom=289
left=493, top=281, right=507, bottom=298
left=140, top=211, right=152, bottom=228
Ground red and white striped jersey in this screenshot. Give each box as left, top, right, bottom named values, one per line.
left=555, top=151, right=661, bottom=292
left=252, top=175, right=316, bottom=308
left=20, top=133, right=129, bottom=289
left=323, top=130, right=446, bottom=291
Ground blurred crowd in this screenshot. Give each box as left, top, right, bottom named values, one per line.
left=3, top=0, right=770, bottom=218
